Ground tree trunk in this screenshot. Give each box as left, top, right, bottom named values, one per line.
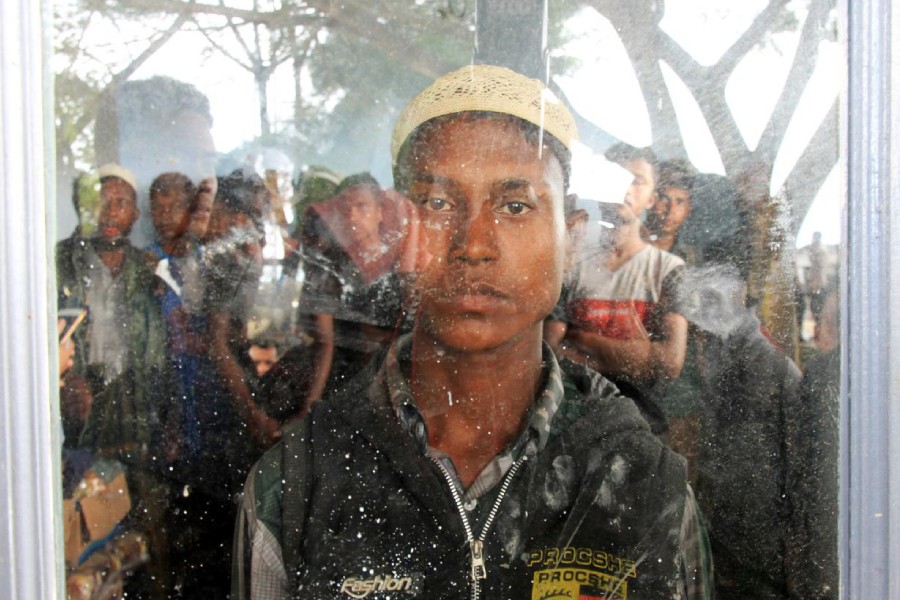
left=256, top=67, right=270, bottom=137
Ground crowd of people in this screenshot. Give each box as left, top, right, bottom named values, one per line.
left=58, top=66, right=838, bottom=599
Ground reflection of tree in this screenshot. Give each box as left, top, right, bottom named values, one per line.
left=190, top=1, right=318, bottom=137
left=54, top=4, right=188, bottom=170
left=291, top=1, right=472, bottom=172
left=54, top=0, right=473, bottom=174
left=584, top=0, right=837, bottom=228
left=552, top=0, right=836, bottom=359
left=55, top=0, right=837, bottom=226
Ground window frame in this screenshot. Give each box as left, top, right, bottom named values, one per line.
left=843, top=0, right=900, bottom=597
left=0, top=0, right=895, bottom=597
left=0, top=1, right=63, bottom=597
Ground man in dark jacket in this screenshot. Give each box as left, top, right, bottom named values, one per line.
left=57, top=163, right=175, bottom=458
left=57, top=163, right=177, bottom=598
left=234, top=65, right=711, bottom=600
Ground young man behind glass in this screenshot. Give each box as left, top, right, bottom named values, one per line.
left=234, top=65, right=711, bottom=600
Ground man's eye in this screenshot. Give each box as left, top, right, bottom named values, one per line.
left=498, top=201, right=532, bottom=215
left=422, top=196, right=453, bottom=212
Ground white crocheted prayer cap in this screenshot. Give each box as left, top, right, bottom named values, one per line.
left=97, top=163, right=138, bottom=195
left=391, top=64, right=579, bottom=164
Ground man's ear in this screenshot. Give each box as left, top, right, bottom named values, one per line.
left=564, top=203, right=588, bottom=271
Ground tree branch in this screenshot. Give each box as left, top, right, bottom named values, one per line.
left=220, top=0, right=259, bottom=68
left=96, top=0, right=323, bottom=28
left=592, top=1, right=687, bottom=156
left=783, top=99, right=838, bottom=233
left=60, top=11, right=189, bottom=154
left=710, top=0, right=791, bottom=83
left=657, top=30, right=704, bottom=81
left=304, top=0, right=459, bottom=79
left=195, top=15, right=254, bottom=72
left=114, top=11, right=189, bottom=82
left=755, top=0, right=834, bottom=165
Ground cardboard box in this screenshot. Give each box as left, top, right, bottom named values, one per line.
left=63, top=499, right=83, bottom=565
left=63, top=473, right=131, bottom=565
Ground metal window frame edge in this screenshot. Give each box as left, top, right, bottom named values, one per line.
left=843, top=0, right=900, bottom=597
left=0, top=0, right=64, bottom=598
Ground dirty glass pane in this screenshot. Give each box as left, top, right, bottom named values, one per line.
left=52, top=1, right=841, bottom=597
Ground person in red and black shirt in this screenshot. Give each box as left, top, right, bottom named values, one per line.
left=546, top=143, right=688, bottom=434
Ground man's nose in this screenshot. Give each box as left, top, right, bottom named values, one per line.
left=451, top=206, right=498, bottom=264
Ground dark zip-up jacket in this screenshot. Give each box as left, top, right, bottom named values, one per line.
left=56, top=236, right=175, bottom=458
left=234, top=354, right=697, bottom=599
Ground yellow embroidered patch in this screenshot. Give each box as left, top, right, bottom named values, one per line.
left=531, top=568, right=628, bottom=599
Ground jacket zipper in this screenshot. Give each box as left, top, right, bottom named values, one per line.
left=431, top=455, right=529, bottom=600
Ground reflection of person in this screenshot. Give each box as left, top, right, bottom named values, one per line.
left=297, top=173, right=408, bottom=409
left=144, top=172, right=208, bottom=470
left=646, top=159, right=696, bottom=257
left=642, top=159, right=700, bottom=469
left=235, top=65, right=710, bottom=600
left=281, top=165, right=342, bottom=277
left=57, top=317, right=85, bottom=446
left=548, top=144, right=688, bottom=434
left=248, top=340, right=279, bottom=378
left=95, top=76, right=218, bottom=246
left=56, top=164, right=175, bottom=455
left=57, top=318, right=76, bottom=381
left=805, top=231, right=828, bottom=341
left=162, top=171, right=272, bottom=598
left=787, top=286, right=838, bottom=599
left=201, top=170, right=275, bottom=454
left=688, top=280, right=802, bottom=600
left=190, top=177, right=219, bottom=240
left=676, top=248, right=804, bottom=599
left=55, top=163, right=175, bottom=599
left=147, top=172, right=196, bottom=256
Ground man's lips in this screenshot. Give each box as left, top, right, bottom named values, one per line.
left=430, top=281, right=512, bottom=312
left=100, top=225, right=121, bottom=238
left=659, top=217, right=680, bottom=233
left=156, top=224, right=177, bottom=239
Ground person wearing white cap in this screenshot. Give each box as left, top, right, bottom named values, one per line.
left=233, top=65, right=711, bottom=600
left=95, top=76, right=218, bottom=247
left=57, top=162, right=178, bottom=597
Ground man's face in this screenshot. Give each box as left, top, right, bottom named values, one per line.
left=340, top=187, right=382, bottom=243
left=618, top=158, right=655, bottom=223
left=151, top=191, right=192, bottom=243
left=248, top=344, right=279, bottom=377
left=118, top=107, right=217, bottom=246
left=205, top=202, right=232, bottom=241
left=402, top=116, right=569, bottom=353
left=97, top=178, right=138, bottom=241
left=190, top=177, right=217, bottom=239
left=651, top=186, right=691, bottom=236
